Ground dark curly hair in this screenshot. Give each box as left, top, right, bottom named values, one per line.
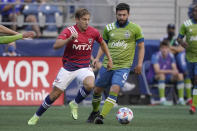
left=116, top=3, right=130, bottom=13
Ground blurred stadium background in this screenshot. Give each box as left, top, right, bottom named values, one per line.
left=0, top=0, right=197, bottom=130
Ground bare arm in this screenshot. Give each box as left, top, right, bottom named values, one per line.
left=95, top=47, right=104, bottom=60
left=169, top=45, right=185, bottom=54
left=177, top=37, right=188, bottom=48
left=153, top=63, right=178, bottom=75
left=53, top=33, right=77, bottom=50
left=0, top=25, right=18, bottom=35
left=134, top=42, right=145, bottom=74
left=96, top=40, right=113, bottom=70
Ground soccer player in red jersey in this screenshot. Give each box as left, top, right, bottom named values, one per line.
left=27, top=8, right=113, bottom=125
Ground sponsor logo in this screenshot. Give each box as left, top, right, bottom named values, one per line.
left=111, top=40, right=128, bottom=49
left=72, top=44, right=91, bottom=50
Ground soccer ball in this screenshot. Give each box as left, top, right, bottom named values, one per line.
left=116, top=107, right=133, bottom=124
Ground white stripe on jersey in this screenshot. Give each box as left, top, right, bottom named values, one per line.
left=106, top=23, right=115, bottom=31
left=68, top=27, right=75, bottom=34
left=184, top=20, right=192, bottom=27
left=188, top=20, right=193, bottom=25
left=106, top=25, right=109, bottom=31
left=112, top=23, right=115, bottom=29
left=71, top=26, right=78, bottom=34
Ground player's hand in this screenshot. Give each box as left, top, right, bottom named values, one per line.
left=134, top=64, right=142, bottom=74
left=107, top=58, right=113, bottom=70
left=92, top=58, right=99, bottom=69
left=69, top=33, right=78, bottom=41
left=22, top=31, right=36, bottom=38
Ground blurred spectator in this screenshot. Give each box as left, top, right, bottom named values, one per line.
left=0, top=0, right=17, bottom=30
left=23, top=0, right=41, bottom=37
left=147, top=40, right=185, bottom=106
left=188, top=0, right=197, bottom=19
left=161, top=24, right=192, bottom=105
left=2, top=42, right=21, bottom=56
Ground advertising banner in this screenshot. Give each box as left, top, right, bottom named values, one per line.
left=0, top=57, right=64, bottom=105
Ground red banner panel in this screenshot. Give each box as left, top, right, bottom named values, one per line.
left=0, top=57, right=64, bottom=105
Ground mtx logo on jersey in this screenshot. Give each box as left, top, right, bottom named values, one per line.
left=73, top=44, right=91, bottom=50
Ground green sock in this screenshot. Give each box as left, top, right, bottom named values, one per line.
left=92, top=94, right=102, bottom=112
left=158, top=81, right=165, bottom=99
left=177, top=81, right=184, bottom=99
left=100, top=92, right=117, bottom=117
left=192, top=88, right=197, bottom=107
left=184, top=78, right=192, bottom=99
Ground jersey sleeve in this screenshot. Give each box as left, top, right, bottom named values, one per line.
left=95, top=29, right=103, bottom=43
left=135, top=25, right=144, bottom=44
left=57, top=28, right=71, bottom=40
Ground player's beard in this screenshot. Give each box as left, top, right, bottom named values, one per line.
left=117, top=19, right=128, bottom=27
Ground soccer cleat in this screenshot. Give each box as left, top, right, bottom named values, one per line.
left=86, top=111, right=100, bottom=123
left=69, top=100, right=78, bottom=120
left=27, top=115, right=39, bottom=125
left=189, top=106, right=196, bottom=114
left=94, top=115, right=104, bottom=124
left=177, top=100, right=185, bottom=106
left=186, top=99, right=192, bottom=105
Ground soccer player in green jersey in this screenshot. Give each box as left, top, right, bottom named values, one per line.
left=87, top=3, right=144, bottom=124
left=0, top=25, right=35, bottom=44
left=177, top=4, right=197, bottom=114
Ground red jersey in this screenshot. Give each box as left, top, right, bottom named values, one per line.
left=58, top=24, right=103, bottom=71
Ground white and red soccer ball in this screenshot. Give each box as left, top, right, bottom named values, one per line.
left=116, top=107, right=134, bottom=124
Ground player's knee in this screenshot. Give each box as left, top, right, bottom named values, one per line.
left=177, top=73, right=184, bottom=81
left=110, top=85, right=120, bottom=94
left=84, top=82, right=94, bottom=90
left=83, top=76, right=95, bottom=90
left=157, top=74, right=165, bottom=80
left=93, top=87, right=103, bottom=95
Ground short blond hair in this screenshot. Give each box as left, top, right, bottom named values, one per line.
left=75, top=8, right=90, bottom=19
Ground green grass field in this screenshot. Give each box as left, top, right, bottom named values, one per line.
left=0, top=105, right=196, bottom=131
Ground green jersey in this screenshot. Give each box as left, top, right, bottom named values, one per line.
left=179, top=19, right=197, bottom=62
left=102, top=22, right=144, bottom=70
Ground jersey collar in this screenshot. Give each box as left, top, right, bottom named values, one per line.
left=115, top=21, right=129, bottom=28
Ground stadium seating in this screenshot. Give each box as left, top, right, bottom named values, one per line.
left=39, top=3, right=62, bottom=37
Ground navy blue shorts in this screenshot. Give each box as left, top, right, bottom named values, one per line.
left=95, top=66, right=130, bottom=88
